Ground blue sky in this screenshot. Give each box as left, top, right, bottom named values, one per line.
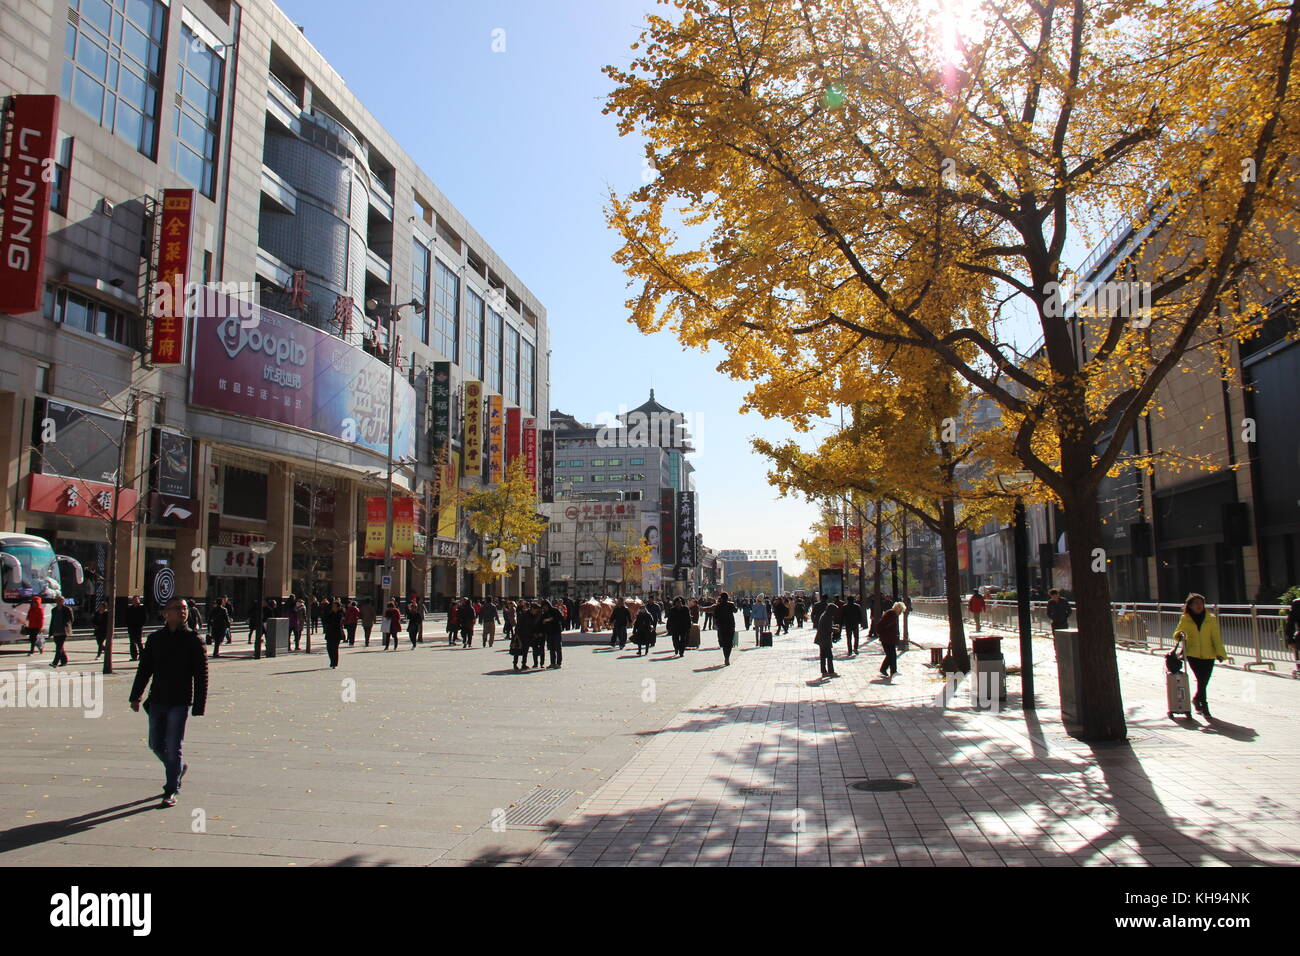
left=276, top=0, right=824, bottom=572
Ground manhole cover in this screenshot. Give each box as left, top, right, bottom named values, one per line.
left=739, top=786, right=782, bottom=795
left=850, top=779, right=916, bottom=792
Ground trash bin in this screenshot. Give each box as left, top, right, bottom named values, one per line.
left=972, top=636, right=1002, bottom=659
left=971, top=653, right=1006, bottom=707
left=1053, top=628, right=1127, bottom=741
left=265, top=617, right=290, bottom=657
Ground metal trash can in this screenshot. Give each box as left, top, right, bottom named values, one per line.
left=971, top=654, right=1007, bottom=707
left=265, top=617, right=290, bottom=657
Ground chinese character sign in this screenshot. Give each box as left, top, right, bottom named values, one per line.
left=539, top=429, right=555, bottom=503
left=659, top=489, right=677, bottom=567
left=677, top=491, right=697, bottom=567
left=364, top=497, right=388, bottom=559
left=0, top=95, right=59, bottom=315
left=437, top=451, right=459, bottom=540
left=392, top=497, right=415, bottom=559
left=506, top=407, right=522, bottom=465
left=523, top=424, right=538, bottom=497
left=431, top=361, right=452, bottom=455
left=463, top=381, right=483, bottom=477
left=152, top=188, right=194, bottom=366
left=488, top=394, right=504, bottom=484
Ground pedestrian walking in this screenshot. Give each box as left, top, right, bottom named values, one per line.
left=1045, top=589, right=1072, bottom=634
left=794, top=596, right=807, bottom=629
left=361, top=597, right=376, bottom=647
left=968, top=591, right=986, bottom=633
left=288, top=594, right=303, bottom=651
left=310, top=596, right=322, bottom=637
left=1286, top=597, right=1300, bottom=678
left=842, top=596, right=862, bottom=656
left=324, top=597, right=345, bottom=668
left=126, top=595, right=147, bottom=660
left=48, top=595, right=72, bottom=667
left=750, top=597, right=769, bottom=645
left=1174, top=593, right=1227, bottom=718
left=713, top=592, right=739, bottom=666
left=667, top=596, right=692, bottom=657
left=447, top=598, right=460, bottom=645
left=502, top=600, right=516, bottom=643
left=702, top=598, right=715, bottom=631
left=814, top=601, right=839, bottom=678
left=344, top=600, right=360, bottom=645
left=539, top=599, right=565, bottom=668
left=129, top=598, right=208, bottom=808
left=529, top=601, right=548, bottom=668
left=246, top=598, right=260, bottom=644
left=632, top=604, right=655, bottom=656
left=382, top=600, right=403, bottom=651
left=479, top=597, right=498, bottom=647
left=208, top=597, right=231, bottom=657
left=610, top=599, right=631, bottom=650
left=511, top=603, right=534, bottom=671
left=459, top=598, right=477, bottom=647
left=24, top=595, right=45, bottom=655
left=872, top=602, right=905, bottom=678
left=406, top=596, right=424, bottom=648
left=92, top=601, right=109, bottom=659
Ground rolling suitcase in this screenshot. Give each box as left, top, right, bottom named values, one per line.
left=1165, top=639, right=1192, bottom=718
left=759, top=631, right=773, bottom=647
left=687, top=624, right=701, bottom=648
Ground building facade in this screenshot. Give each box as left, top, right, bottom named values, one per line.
left=1, top=0, right=549, bottom=617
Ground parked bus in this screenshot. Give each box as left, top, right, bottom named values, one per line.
left=0, top=533, right=84, bottom=644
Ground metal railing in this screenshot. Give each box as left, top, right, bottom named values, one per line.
left=908, top=598, right=1295, bottom=671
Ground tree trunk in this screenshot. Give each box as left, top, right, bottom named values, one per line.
left=872, top=498, right=883, bottom=598
left=1059, top=483, right=1127, bottom=741
left=939, top=496, right=969, bottom=671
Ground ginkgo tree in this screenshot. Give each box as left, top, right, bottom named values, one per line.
left=605, top=0, right=1300, bottom=740
left=462, top=458, right=547, bottom=588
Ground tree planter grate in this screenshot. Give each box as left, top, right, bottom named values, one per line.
left=850, top=779, right=917, bottom=793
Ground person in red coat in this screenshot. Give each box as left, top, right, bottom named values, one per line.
left=968, top=591, right=986, bottom=633
left=25, top=596, right=44, bottom=655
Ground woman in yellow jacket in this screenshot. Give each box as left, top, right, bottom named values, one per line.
left=1173, top=593, right=1227, bottom=718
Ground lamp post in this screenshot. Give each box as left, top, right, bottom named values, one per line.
left=365, top=297, right=424, bottom=620
left=250, top=540, right=276, bottom=659
left=995, top=471, right=1035, bottom=708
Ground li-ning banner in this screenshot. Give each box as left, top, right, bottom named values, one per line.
left=659, top=488, right=677, bottom=567
left=677, top=490, right=697, bottom=567
left=539, top=429, right=555, bottom=503
left=0, top=95, right=59, bottom=315
left=488, top=394, right=504, bottom=484
left=190, top=302, right=416, bottom=459
left=463, top=381, right=483, bottom=476
left=152, top=188, right=194, bottom=365
left=431, top=361, right=452, bottom=457
left=522, top=424, right=538, bottom=497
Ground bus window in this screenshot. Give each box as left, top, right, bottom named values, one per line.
left=0, top=541, right=60, bottom=601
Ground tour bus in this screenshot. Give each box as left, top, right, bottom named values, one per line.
left=0, top=532, right=84, bottom=644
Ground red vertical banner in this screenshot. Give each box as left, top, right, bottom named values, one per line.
left=487, top=394, right=504, bottom=484
left=152, top=188, right=194, bottom=365
left=392, top=497, right=415, bottom=559
left=506, top=407, right=522, bottom=465
left=0, top=95, right=60, bottom=314
left=522, top=423, right=538, bottom=496
left=828, top=525, right=844, bottom=569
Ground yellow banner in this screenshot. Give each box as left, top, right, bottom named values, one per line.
left=464, top=381, right=483, bottom=476
left=392, top=497, right=415, bottom=559
left=438, top=451, right=459, bottom=539
left=488, top=393, right=504, bottom=484
left=364, top=497, right=387, bottom=558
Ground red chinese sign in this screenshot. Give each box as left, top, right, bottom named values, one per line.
left=523, top=423, right=538, bottom=496
left=283, top=269, right=310, bottom=313
left=506, top=407, right=522, bottom=465
left=0, top=95, right=59, bottom=315
left=28, top=473, right=139, bottom=520
left=463, top=381, right=483, bottom=476
left=152, top=188, right=194, bottom=365
left=333, top=294, right=354, bottom=337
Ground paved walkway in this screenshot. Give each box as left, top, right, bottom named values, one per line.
left=522, top=617, right=1300, bottom=866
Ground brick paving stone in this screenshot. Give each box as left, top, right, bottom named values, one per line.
left=525, top=616, right=1300, bottom=867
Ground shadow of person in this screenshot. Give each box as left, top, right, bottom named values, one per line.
left=693, top=665, right=725, bottom=673
left=1197, top=718, right=1258, bottom=742
left=0, top=797, right=162, bottom=854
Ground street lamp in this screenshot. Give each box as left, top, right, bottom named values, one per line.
left=994, top=470, right=1035, bottom=708
left=365, top=297, right=424, bottom=618
left=250, top=540, right=276, bottom=659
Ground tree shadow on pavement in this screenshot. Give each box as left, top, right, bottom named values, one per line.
left=458, top=691, right=1287, bottom=867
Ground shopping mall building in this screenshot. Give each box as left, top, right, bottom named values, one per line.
left=0, top=0, right=549, bottom=615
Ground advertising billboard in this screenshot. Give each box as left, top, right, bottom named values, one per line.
left=190, top=303, right=416, bottom=459
left=0, top=95, right=59, bottom=315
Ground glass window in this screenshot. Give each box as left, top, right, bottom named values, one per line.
left=171, top=23, right=223, bottom=197
left=432, top=258, right=459, bottom=361
left=504, top=325, right=520, bottom=405
left=556, top=461, right=566, bottom=468
left=412, top=239, right=430, bottom=344
left=571, top=475, right=584, bottom=482
left=592, top=459, right=605, bottom=467
left=521, top=339, right=535, bottom=417
left=464, top=289, right=485, bottom=382
left=592, top=475, right=604, bottom=483
left=630, top=458, right=645, bottom=465
left=607, top=459, right=622, bottom=467
left=47, top=286, right=139, bottom=347
left=569, top=460, right=583, bottom=467
left=485, top=307, right=503, bottom=394
left=63, top=0, right=166, bottom=158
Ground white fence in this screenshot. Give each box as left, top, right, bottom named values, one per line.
left=908, top=597, right=1295, bottom=671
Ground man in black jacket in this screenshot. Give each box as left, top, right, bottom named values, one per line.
left=125, top=596, right=148, bottom=661
left=129, top=598, right=208, bottom=807
left=208, top=597, right=231, bottom=657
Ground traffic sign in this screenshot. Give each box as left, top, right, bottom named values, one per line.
left=381, top=575, right=392, bottom=588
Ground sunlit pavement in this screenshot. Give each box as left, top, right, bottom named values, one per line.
left=0, top=628, right=728, bottom=866
left=522, top=617, right=1300, bottom=867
